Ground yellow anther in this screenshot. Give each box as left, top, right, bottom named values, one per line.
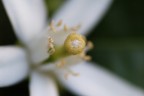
left=57, top=20, right=63, bottom=27
left=64, top=32, right=86, bottom=55
left=48, top=37, right=55, bottom=55
left=48, top=37, right=54, bottom=43
left=64, top=68, right=79, bottom=79
left=50, top=20, right=57, bottom=32
left=71, top=24, right=81, bottom=31
left=79, top=52, right=91, bottom=61
left=87, top=41, right=94, bottom=49
left=56, top=59, right=66, bottom=68
left=83, top=55, right=91, bottom=61
left=64, top=24, right=69, bottom=32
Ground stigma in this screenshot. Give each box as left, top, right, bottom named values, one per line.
left=64, top=32, right=86, bottom=55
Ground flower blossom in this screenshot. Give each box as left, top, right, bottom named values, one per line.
left=1, top=0, right=144, bottom=96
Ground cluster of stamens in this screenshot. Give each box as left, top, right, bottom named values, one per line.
left=47, top=20, right=94, bottom=79
left=48, top=37, right=55, bottom=55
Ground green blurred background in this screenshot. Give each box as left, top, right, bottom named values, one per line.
left=0, top=0, right=144, bottom=96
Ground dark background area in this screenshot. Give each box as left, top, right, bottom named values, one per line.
left=0, top=0, right=144, bottom=96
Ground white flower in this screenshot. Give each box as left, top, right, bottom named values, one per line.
left=1, top=0, right=144, bottom=96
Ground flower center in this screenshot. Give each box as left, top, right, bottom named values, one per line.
left=42, top=20, right=93, bottom=79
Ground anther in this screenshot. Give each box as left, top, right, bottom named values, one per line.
left=50, top=20, right=57, bottom=32
left=87, top=41, right=94, bottom=49
left=48, top=37, right=55, bottom=55
left=71, top=24, right=81, bottom=31
left=64, top=24, right=69, bottom=32
left=83, top=55, right=91, bottom=61
left=56, top=59, right=66, bottom=68
left=57, top=20, right=63, bottom=27
left=79, top=52, right=92, bottom=61
left=64, top=68, right=79, bottom=79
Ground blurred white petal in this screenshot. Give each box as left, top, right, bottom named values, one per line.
left=2, top=0, right=49, bottom=64
left=2, top=0, right=47, bottom=44
left=29, top=71, right=58, bottom=96
left=0, top=46, right=29, bottom=87
left=28, top=30, right=49, bottom=64
left=55, top=62, right=144, bottom=96
left=53, top=0, right=112, bottom=35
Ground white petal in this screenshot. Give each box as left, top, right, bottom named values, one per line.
left=55, top=62, right=144, bottom=96
left=53, top=0, right=112, bottom=35
left=29, top=71, right=59, bottom=96
left=2, top=0, right=47, bottom=44
left=28, top=30, right=50, bottom=64
left=2, top=0, right=49, bottom=64
left=0, top=46, right=29, bottom=87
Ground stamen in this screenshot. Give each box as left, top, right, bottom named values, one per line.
left=79, top=52, right=92, bottom=61
left=56, top=59, right=79, bottom=79
left=66, top=68, right=79, bottom=76
left=56, top=59, right=66, bottom=68
left=83, top=55, right=91, bottom=61
left=64, top=24, right=69, bottom=32
left=50, top=20, right=57, bottom=32
left=71, top=24, right=81, bottom=31
left=87, top=41, right=94, bottom=49
left=48, top=37, right=55, bottom=55
left=64, top=68, right=79, bottom=79
left=57, top=20, right=63, bottom=27
left=84, top=41, right=94, bottom=53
